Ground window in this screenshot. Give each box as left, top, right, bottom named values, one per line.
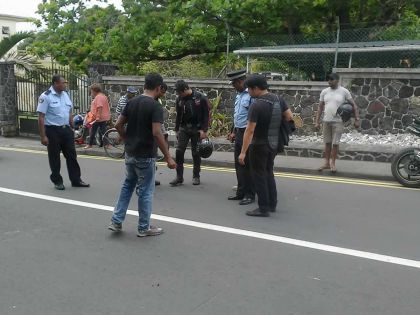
left=2, top=26, right=10, bottom=35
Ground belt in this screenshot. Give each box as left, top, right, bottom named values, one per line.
left=236, top=127, right=246, bottom=132
left=45, top=125, right=69, bottom=129
left=181, top=123, right=199, bottom=129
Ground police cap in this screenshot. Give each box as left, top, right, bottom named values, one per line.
left=227, top=69, right=247, bottom=83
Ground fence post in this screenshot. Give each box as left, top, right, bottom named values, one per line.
left=88, top=62, right=119, bottom=85
left=0, top=62, right=18, bottom=137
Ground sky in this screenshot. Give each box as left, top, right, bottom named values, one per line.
left=0, top=0, right=123, bottom=31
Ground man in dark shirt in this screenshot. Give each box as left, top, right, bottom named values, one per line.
left=171, top=80, right=210, bottom=186
left=108, top=73, right=176, bottom=237
left=239, top=75, right=293, bottom=217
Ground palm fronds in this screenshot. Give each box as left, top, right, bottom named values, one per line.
left=0, top=32, right=33, bottom=58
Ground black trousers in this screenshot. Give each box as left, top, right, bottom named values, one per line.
left=249, top=144, right=277, bottom=212
left=176, top=127, right=201, bottom=178
left=45, top=126, right=81, bottom=185
left=89, top=121, right=108, bottom=146
left=234, top=129, right=254, bottom=198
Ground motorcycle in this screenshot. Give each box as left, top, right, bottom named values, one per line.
left=73, top=111, right=99, bottom=145
left=391, top=117, right=420, bottom=188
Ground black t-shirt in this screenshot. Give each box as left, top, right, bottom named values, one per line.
left=122, top=95, right=163, bottom=158
left=248, top=93, right=288, bottom=144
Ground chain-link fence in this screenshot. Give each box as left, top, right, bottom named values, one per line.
left=231, top=27, right=420, bottom=80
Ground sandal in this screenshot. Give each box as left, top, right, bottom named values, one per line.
left=330, top=166, right=337, bottom=173
left=317, top=165, right=330, bottom=171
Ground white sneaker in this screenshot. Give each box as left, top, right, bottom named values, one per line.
left=137, top=225, right=164, bottom=237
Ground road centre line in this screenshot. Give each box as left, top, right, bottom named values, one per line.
left=0, top=146, right=413, bottom=190
left=1, top=186, right=420, bottom=270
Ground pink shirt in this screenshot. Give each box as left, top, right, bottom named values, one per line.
left=91, top=93, right=111, bottom=122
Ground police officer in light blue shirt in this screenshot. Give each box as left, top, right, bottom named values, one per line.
left=37, top=74, right=89, bottom=190
left=227, top=70, right=255, bottom=205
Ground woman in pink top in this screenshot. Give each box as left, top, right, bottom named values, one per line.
left=85, top=83, right=111, bottom=149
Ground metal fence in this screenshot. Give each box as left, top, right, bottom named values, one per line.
left=230, top=27, right=420, bottom=80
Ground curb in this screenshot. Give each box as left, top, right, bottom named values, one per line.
left=1, top=144, right=394, bottom=182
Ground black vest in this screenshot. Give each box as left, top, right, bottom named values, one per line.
left=257, top=96, right=291, bottom=153
left=266, top=97, right=283, bottom=152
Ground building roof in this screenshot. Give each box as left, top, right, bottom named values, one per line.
left=234, top=40, right=420, bottom=55
left=0, top=14, right=29, bottom=23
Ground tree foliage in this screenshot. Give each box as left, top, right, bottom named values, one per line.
left=0, top=32, right=43, bottom=72
left=27, top=0, right=419, bottom=73
left=0, top=32, right=33, bottom=58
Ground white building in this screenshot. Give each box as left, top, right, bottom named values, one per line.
left=0, top=13, right=28, bottom=41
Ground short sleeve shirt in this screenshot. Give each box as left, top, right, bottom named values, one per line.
left=234, top=89, right=252, bottom=129
left=320, top=86, right=353, bottom=122
left=122, top=95, right=163, bottom=158
left=91, top=93, right=111, bottom=122
left=248, top=93, right=288, bottom=144
left=36, top=86, right=73, bottom=126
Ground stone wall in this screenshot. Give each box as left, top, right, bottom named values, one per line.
left=0, top=62, right=18, bottom=136
left=102, top=76, right=328, bottom=134
left=336, top=68, right=420, bottom=135
left=101, top=68, right=420, bottom=136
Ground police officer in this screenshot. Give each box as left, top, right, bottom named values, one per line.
left=226, top=70, right=255, bottom=205
left=37, top=75, right=90, bottom=190
left=171, top=80, right=210, bottom=186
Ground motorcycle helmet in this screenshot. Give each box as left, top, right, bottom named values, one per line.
left=73, top=114, right=84, bottom=128
left=197, top=138, right=213, bottom=158
left=336, top=102, right=353, bottom=122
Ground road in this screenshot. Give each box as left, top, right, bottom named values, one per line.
left=0, top=147, right=419, bottom=315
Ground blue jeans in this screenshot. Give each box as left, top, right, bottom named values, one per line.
left=111, top=156, right=156, bottom=231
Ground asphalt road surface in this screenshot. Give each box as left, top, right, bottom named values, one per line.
left=0, top=147, right=419, bottom=315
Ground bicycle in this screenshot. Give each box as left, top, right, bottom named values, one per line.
left=102, top=128, right=125, bottom=159
left=102, top=128, right=167, bottom=161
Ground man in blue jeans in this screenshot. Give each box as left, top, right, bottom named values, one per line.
left=108, top=73, right=176, bottom=237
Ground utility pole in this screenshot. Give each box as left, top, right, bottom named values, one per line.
left=225, top=20, right=230, bottom=73
left=334, top=17, right=340, bottom=68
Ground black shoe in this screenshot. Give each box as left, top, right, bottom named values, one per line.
left=228, top=195, right=244, bottom=201
left=269, top=207, right=277, bottom=212
left=239, top=197, right=255, bottom=205
left=54, top=183, right=65, bottom=190
left=71, top=180, right=90, bottom=187
left=155, top=180, right=161, bottom=186
left=192, top=177, right=200, bottom=185
left=170, top=177, right=184, bottom=186
left=246, top=208, right=270, bottom=217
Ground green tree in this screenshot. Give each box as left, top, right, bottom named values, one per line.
left=28, top=0, right=419, bottom=74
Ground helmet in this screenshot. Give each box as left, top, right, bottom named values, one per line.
left=197, top=138, right=213, bottom=158
left=337, top=102, right=353, bottom=122
left=73, top=114, right=84, bottom=128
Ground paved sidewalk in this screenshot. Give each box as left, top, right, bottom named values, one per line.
left=0, top=136, right=393, bottom=181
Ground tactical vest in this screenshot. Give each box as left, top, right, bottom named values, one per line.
left=257, top=96, right=290, bottom=153
left=266, top=97, right=283, bottom=152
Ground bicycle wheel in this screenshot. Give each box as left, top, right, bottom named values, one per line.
left=102, top=128, right=125, bottom=159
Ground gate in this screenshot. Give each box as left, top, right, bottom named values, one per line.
left=16, top=67, right=91, bottom=135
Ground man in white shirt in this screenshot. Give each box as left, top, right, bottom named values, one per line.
left=315, top=73, right=360, bottom=173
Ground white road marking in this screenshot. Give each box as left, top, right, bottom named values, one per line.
left=1, top=186, right=420, bottom=270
